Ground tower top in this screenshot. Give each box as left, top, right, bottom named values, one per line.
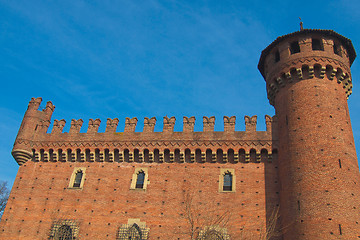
left=258, top=29, right=356, bottom=78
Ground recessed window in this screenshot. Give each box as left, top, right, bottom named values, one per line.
left=49, top=220, right=79, bottom=240
left=130, top=168, right=148, bottom=190
left=312, top=38, right=323, bottom=51
left=68, top=167, right=86, bottom=189
left=117, top=220, right=150, bottom=239
left=73, top=170, right=83, bottom=188
left=275, top=50, right=280, bottom=62
left=219, top=169, right=235, bottom=193
left=290, top=41, right=300, bottom=54
left=136, top=171, right=145, bottom=189
left=198, top=225, right=230, bottom=240
left=223, top=172, right=233, bottom=191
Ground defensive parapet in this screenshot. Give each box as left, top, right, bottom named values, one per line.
left=12, top=98, right=277, bottom=166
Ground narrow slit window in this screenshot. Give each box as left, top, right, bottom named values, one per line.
left=290, top=41, right=300, bottom=54
left=223, top=172, right=233, bottom=191
left=136, top=171, right=145, bottom=189
left=73, top=170, right=83, bottom=188
left=275, top=50, right=280, bottom=62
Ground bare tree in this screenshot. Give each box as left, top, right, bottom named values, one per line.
left=178, top=189, right=232, bottom=240
left=178, top=186, right=282, bottom=240
left=0, top=181, right=10, bottom=220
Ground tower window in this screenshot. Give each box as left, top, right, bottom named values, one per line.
left=334, top=43, right=341, bottom=56
left=73, top=170, right=83, bottom=188
left=130, top=168, right=148, bottom=190
left=290, top=41, right=300, bottom=54
left=312, top=38, right=323, bottom=51
left=219, top=169, right=235, bottom=192
left=275, top=50, right=280, bottom=62
left=136, top=171, right=145, bottom=189
left=223, top=172, right=233, bottom=191
left=68, top=167, right=86, bottom=189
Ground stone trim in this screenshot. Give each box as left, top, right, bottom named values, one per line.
left=49, top=219, right=79, bottom=240
left=116, top=219, right=149, bottom=240
left=218, top=168, right=236, bottom=193
left=68, top=167, right=86, bottom=189
left=197, top=225, right=230, bottom=240
left=130, top=167, right=149, bottom=190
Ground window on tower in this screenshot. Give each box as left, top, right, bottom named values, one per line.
left=223, top=172, right=233, bottom=191
left=312, top=38, right=324, bottom=51
left=333, top=43, right=342, bottom=56
left=130, top=168, right=148, bottom=190
left=68, top=167, right=86, bottom=189
left=275, top=50, right=280, bottom=62
left=290, top=41, right=300, bottom=54
left=219, top=169, right=236, bottom=193
left=136, top=171, right=145, bottom=189
left=73, top=170, right=83, bottom=188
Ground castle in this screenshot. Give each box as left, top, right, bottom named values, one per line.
left=0, top=28, right=359, bottom=240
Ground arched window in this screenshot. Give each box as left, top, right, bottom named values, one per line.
left=127, top=223, right=142, bottom=240
left=164, top=149, right=170, bottom=162
left=134, top=149, right=140, bottom=162
left=117, top=221, right=150, bottom=240
left=274, top=49, right=280, bottom=62
left=153, top=149, right=160, bottom=162
left=185, top=148, right=192, bottom=162
left=55, top=225, right=73, bottom=240
left=203, top=229, right=224, bottom=240
left=143, top=149, right=150, bottom=162
left=206, top=149, right=212, bottom=162
left=223, top=172, right=232, bottom=191
left=73, top=170, right=83, bottom=188
left=136, top=171, right=145, bottom=189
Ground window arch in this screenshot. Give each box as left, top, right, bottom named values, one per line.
left=116, top=220, right=150, bottom=240
left=197, top=226, right=229, bottom=240
left=219, top=169, right=235, bottom=193
left=55, top=225, right=73, bottom=240
left=49, top=220, right=79, bottom=240
left=130, top=168, right=148, bottom=190
left=203, top=229, right=224, bottom=240
left=68, top=167, right=86, bottom=189
left=127, top=223, right=142, bottom=239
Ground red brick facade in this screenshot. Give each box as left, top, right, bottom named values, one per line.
left=0, top=29, right=359, bottom=239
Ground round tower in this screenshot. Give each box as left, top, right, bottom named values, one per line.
left=258, top=29, right=360, bottom=239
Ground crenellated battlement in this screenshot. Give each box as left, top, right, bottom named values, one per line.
left=11, top=98, right=277, bottom=165
left=45, top=114, right=273, bottom=135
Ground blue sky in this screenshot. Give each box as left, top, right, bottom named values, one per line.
left=1, top=0, right=360, bottom=186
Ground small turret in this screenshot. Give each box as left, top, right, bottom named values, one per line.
left=12, top=97, right=55, bottom=165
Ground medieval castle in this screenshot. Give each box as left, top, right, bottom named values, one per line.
left=0, top=28, right=359, bottom=240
